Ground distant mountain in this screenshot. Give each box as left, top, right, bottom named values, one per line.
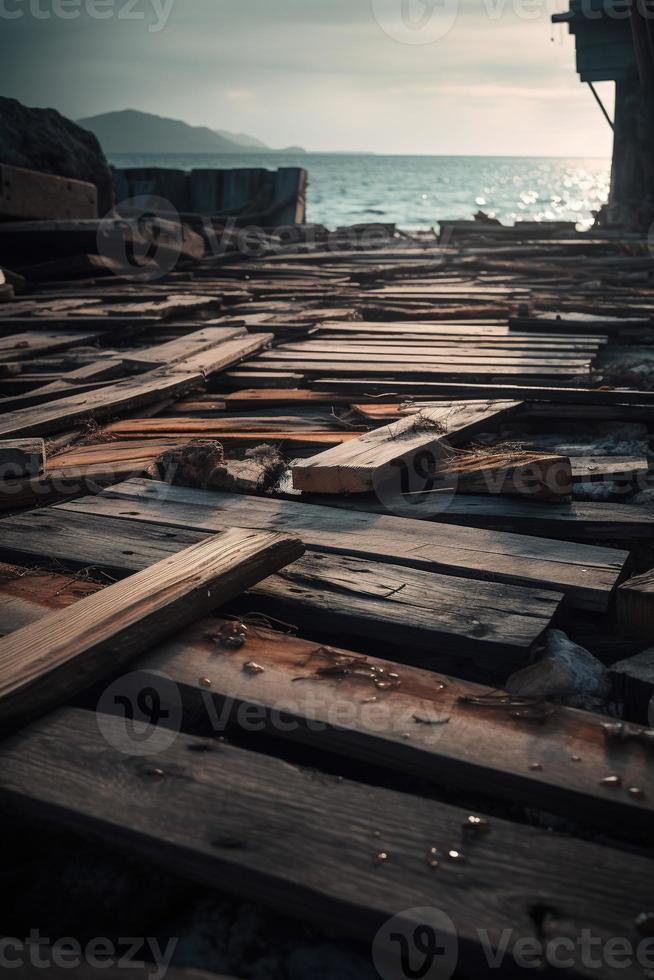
left=77, top=110, right=305, bottom=154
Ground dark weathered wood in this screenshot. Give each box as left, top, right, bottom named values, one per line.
left=121, top=325, right=247, bottom=370
left=319, top=492, right=654, bottom=542
left=0, top=707, right=651, bottom=980
left=610, top=647, right=654, bottom=725
left=0, top=164, right=97, bottom=221
left=62, top=479, right=628, bottom=611
left=0, top=438, right=44, bottom=477
left=3, top=571, right=649, bottom=833
left=245, top=551, right=561, bottom=663
left=136, top=617, right=654, bottom=834
left=292, top=400, right=522, bottom=493
left=308, top=377, right=654, bottom=406
left=617, top=570, right=654, bottom=641
left=0, top=506, right=560, bottom=664
left=0, top=369, right=204, bottom=439
left=0, top=529, right=303, bottom=734
left=430, top=450, right=573, bottom=501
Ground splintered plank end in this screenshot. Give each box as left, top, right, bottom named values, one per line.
left=0, top=528, right=304, bottom=735
left=292, top=399, right=523, bottom=493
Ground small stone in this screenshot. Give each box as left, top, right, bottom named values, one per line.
left=374, top=851, right=389, bottom=864
left=146, top=768, right=165, bottom=779
left=529, top=763, right=543, bottom=771
left=427, top=847, right=442, bottom=868
left=447, top=849, right=465, bottom=863
left=599, top=775, right=622, bottom=788
left=628, top=786, right=646, bottom=799
left=199, top=677, right=212, bottom=688
left=243, top=661, right=265, bottom=675
left=571, top=755, right=582, bottom=762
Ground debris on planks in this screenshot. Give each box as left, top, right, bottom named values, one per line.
left=145, top=440, right=285, bottom=494
left=0, top=438, right=45, bottom=478
left=0, top=528, right=304, bottom=734
left=426, top=448, right=573, bottom=502
left=292, top=399, right=522, bottom=493
left=506, top=629, right=611, bottom=710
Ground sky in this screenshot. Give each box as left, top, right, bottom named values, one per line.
left=1, top=0, right=615, bottom=156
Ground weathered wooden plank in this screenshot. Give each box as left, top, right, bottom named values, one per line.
left=617, top=570, right=654, bottom=642
left=0, top=330, right=100, bottom=362
left=175, top=332, right=274, bottom=376
left=0, top=529, right=303, bottom=734
left=2, top=573, right=648, bottom=833
left=0, top=438, right=44, bottom=477
left=0, top=369, right=204, bottom=439
left=121, top=325, right=247, bottom=370
left=244, top=551, right=562, bottom=663
left=0, top=707, right=651, bottom=980
left=0, top=507, right=561, bottom=664
left=138, top=618, right=654, bottom=834
left=292, top=400, right=522, bottom=493
left=264, top=347, right=593, bottom=368
left=610, top=647, right=654, bottom=725
left=62, top=479, right=627, bottom=611
left=324, top=493, right=654, bottom=541
left=259, top=357, right=590, bottom=380
left=0, top=508, right=208, bottom=574
left=0, top=164, right=97, bottom=221
left=308, top=378, right=654, bottom=406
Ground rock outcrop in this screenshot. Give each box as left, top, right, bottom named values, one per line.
left=0, top=98, right=114, bottom=214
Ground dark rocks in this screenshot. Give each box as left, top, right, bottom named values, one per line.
left=0, top=98, right=114, bottom=215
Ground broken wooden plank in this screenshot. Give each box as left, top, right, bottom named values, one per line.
left=0, top=438, right=45, bottom=478
left=244, top=551, right=562, bottom=664
left=0, top=507, right=561, bottom=665
left=0, top=705, right=650, bottom=980
left=121, top=325, right=247, bottom=371
left=0, top=329, right=100, bottom=362
left=0, top=528, right=303, bottom=734
left=429, top=450, right=573, bottom=501
left=0, top=164, right=98, bottom=221
left=292, top=399, right=522, bottom=493
left=0, top=369, right=204, bottom=439
left=0, top=561, right=648, bottom=835
left=63, top=479, right=628, bottom=611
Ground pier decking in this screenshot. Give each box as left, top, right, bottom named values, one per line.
left=1, top=221, right=653, bottom=978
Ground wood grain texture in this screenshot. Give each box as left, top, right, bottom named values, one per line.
left=1, top=573, right=648, bottom=833
left=0, top=529, right=304, bottom=734
left=292, top=399, right=523, bottom=493
left=0, top=706, right=651, bottom=980
left=62, top=479, right=628, bottom=611
left=121, top=324, right=247, bottom=370
left=0, top=369, right=204, bottom=439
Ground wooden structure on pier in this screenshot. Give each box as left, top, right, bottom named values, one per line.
left=554, top=0, right=654, bottom=229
